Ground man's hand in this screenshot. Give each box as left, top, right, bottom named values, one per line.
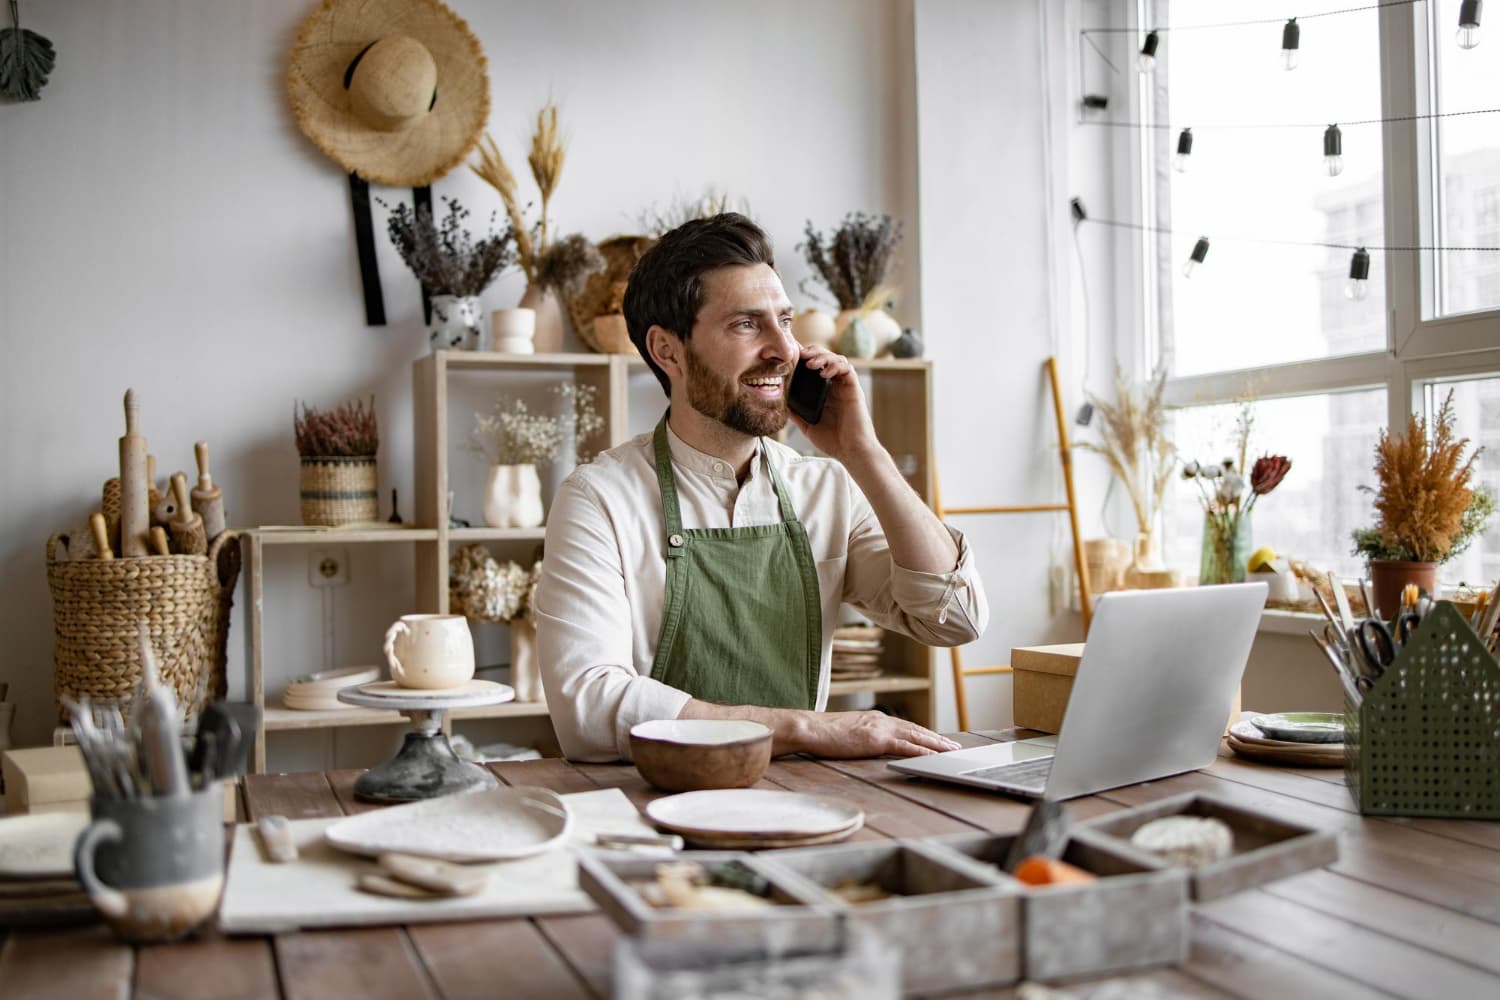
left=787, top=346, right=881, bottom=465
left=793, top=710, right=963, bottom=759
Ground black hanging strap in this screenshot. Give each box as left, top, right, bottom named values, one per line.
left=413, top=184, right=434, bottom=324
left=348, top=172, right=386, bottom=326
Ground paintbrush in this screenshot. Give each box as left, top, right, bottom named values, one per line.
left=136, top=626, right=189, bottom=797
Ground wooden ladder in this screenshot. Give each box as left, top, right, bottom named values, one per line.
left=934, top=356, right=1094, bottom=732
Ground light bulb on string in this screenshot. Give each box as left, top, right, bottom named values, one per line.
left=1344, top=247, right=1371, bottom=301
left=1281, top=18, right=1300, bottom=70
left=1323, top=124, right=1344, bottom=177
left=1139, top=30, right=1159, bottom=72
left=1174, top=128, right=1193, bottom=173
left=1458, top=0, right=1482, bottom=48
left=1183, top=237, right=1210, bottom=278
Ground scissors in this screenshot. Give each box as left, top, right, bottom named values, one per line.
left=1352, top=614, right=1419, bottom=678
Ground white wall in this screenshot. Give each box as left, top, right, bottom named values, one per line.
left=0, top=0, right=924, bottom=763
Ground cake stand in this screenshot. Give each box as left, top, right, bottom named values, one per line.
left=338, top=680, right=515, bottom=803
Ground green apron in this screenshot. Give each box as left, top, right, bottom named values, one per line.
left=648, top=419, right=822, bottom=708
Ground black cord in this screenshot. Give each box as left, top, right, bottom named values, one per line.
left=1082, top=0, right=1423, bottom=34
left=1084, top=216, right=1500, bottom=253
left=1081, top=107, right=1500, bottom=131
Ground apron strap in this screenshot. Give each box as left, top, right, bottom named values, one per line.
left=651, top=420, right=686, bottom=557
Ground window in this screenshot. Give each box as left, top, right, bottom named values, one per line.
left=1123, top=1, right=1500, bottom=589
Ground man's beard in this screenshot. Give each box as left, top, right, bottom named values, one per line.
left=683, top=343, right=788, bottom=437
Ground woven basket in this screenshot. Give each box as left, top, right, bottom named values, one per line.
left=299, top=456, right=378, bottom=526
left=565, top=234, right=655, bottom=353
left=47, top=530, right=241, bottom=722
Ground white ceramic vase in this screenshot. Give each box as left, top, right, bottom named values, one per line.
left=490, top=307, right=536, bottom=354
left=792, top=308, right=837, bottom=348
left=430, top=295, right=483, bottom=352
left=483, top=464, right=544, bottom=529
left=509, top=616, right=544, bottom=703
left=518, top=284, right=565, bottom=354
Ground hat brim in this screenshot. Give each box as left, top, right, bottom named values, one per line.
left=287, top=0, right=489, bottom=188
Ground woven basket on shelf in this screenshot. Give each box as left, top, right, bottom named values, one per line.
left=565, top=234, right=655, bottom=354
left=299, top=456, right=378, bottom=525
left=46, top=530, right=241, bottom=721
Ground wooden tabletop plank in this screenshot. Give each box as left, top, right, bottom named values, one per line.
left=532, top=913, right=620, bottom=1000
left=134, top=935, right=278, bottom=1000
left=243, top=771, right=341, bottom=822
left=1195, top=886, right=1500, bottom=998
left=765, top=758, right=979, bottom=838
left=1179, top=916, right=1396, bottom=1000
left=406, top=919, right=591, bottom=1000
left=324, top=769, right=385, bottom=815
left=274, top=928, right=437, bottom=1000
left=1260, top=867, right=1500, bottom=974
left=0, top=926, right=133, bottom=1000
left=488, top=758, right=599, bottom=795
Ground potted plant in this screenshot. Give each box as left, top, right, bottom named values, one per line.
left=468, top=383, right=605, bottom=529
left=384, top=196, right=516, bottom=352
left=1352, top=392, right=1494, bottom=617
left=470, top=102, right=602, bottom=353
left=798, top=212, right=903, bottom=357
left=294, top=397, right=379, bottom=526
left=449, top=544, right=545, bottom=702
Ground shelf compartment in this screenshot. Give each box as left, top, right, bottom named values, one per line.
left=249, top=527, right=439, bottom=545
left=264, top=706, right=408, bottom=730
left=828, top=676, right=932, bottom=696
left=447, top=527, right=548, bottom=543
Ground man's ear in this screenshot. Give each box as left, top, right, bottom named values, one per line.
left=647, top=326, right=685, bottom=382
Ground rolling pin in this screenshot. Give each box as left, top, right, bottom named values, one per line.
left=118, top=391, right=150, bottom=557
left=146, top=454, right=163, bottom=515
left=90, top=512, right=114, bottom=560
left=169, top=473, right=207, bottom=556
left=150, top=525, right=171, bottom=556
left=191, top=441, right=226, bottom=540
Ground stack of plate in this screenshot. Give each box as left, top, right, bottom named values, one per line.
left=0, top=813, right=92, bottom=926
left=282, top=666, right=381, bottom=712
left=1226, top=713, right=1345, bottom=767
left=831, top=625, right=885, bottom=682
left=644, top=789, right=865, bottom=849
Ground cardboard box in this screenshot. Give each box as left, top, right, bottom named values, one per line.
left=2, top=746, right=91, bottom=815
left=1011, top=643, right=1084, bottom=734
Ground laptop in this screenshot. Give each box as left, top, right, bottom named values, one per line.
left=889, top=582, right=1268, bottom=799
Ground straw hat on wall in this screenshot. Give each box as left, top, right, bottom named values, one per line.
left=286, top=0, right=489, bottom=187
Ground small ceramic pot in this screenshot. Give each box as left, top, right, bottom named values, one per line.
left=483, top=464, right=544, bottom=529
left=519, top=284, right=565, bottom=354
left=384, top=613, right=475, bottom=690
left=510, top=616, right=544, bottom=702
left=792, top=308, right=837, bottom=348
left=490, top=307, right=536, bottom=354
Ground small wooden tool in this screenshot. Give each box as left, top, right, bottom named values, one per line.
left=169, top=473, right=207, bottom=556
left=357, top=873, right=443, bottom=900
left=150, top=525, right=171, bottom=556
left=377, top=853, right=489, bottom=897
left=256, top=815, right=298, bottom=863
left=146, top=454, right=163, bottom=517
left=191, top=441, right=227, bottom=540
left=89, top=512, right=114, bottom=560
left=118, top=390, right=150, bottom=557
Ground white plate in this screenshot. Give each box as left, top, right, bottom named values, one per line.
left=338, top=679, right=515, bottom=711
left=0, top=813, right=89, bottom=878
left=645, top=789, right=864, bottom=840
left=324, top=786, right=571, bottom=862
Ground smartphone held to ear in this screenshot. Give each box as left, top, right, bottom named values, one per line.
left=787, top=358, right=831, bottom=424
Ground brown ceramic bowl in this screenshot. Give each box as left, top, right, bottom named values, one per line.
left=629, top=719, right=773, bottom=792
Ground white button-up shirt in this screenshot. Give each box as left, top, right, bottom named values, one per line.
left=535, top=424, right=988, bottom=761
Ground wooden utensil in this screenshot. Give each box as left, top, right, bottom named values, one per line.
left=191, top=441, right=226, bottom=540
left=149, top=525, right=171, bottom=556
left=89, top=513, right=114, bottom=560
left=118, top=390, right=150, bottom=557
left=146, top=454, right=163, bottom=520
left=168, top=473, right=207, bottom=556
left=100, top=477, right=122, bottom=552
left=137, top=628, right=189, bottom=797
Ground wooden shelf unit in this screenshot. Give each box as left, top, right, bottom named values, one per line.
left=243, top=351, right=940, bottom=772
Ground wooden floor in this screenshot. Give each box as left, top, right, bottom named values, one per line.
left=3, top=730, right=1498, bottom=999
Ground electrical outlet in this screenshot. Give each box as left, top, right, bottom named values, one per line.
left=1048, top=563, right=1066, bottom=615
left=309, top=548, right=350, bottom=588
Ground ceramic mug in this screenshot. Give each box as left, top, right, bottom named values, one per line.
left=384, top=613, right=475, bottom=689
left=74, top=783, right=225, bottom=943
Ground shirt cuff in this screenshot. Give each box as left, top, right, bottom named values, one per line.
left=614, top=676, right=693, bottom=761
left=889, top=525, right=975, bottom=624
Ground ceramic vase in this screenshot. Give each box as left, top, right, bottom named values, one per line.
left=834, top=307, right=901, bottom=356
left=490, top=307, right=536, bottom=354
left=1199, top=512, right=1252, bottom=585
left=483, top=464, right=544, bottom=529
left=518, top=284, right=564, bottom=354
left=792, top=308, right=837, bottom=348
left=510, top=616, right=544, bottom=702
left=429, top=295, right=483, bottom=352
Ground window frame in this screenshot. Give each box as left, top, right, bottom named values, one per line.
left=1123, top=1, right=1500, bottom=438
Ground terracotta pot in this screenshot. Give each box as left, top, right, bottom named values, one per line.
left=1367, top=559, right=1438, bottom=618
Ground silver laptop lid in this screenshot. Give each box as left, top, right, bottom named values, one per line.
left=1043, top=581, right=1268, bottom=800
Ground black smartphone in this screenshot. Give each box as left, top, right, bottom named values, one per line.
left=787, top=358, right=831, bottom=424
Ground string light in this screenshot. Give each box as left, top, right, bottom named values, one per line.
left=1183, top=237, right=1210, bottom=277
left=1323, top=124, right=1344, bottom=176
left=1343, top=247, right=1372, bottom=300
left=1281, top=18, right=1301, bottom=70
left=1174, top=128, right=1194, bottom=172
left=1458, top=0, right=1482, bottom=48
left=1139, top=30, right=1160, bottom=72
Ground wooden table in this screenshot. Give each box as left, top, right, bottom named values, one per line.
left=4, top=731, right=1499, bottom=999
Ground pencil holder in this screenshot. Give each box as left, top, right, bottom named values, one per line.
left=1344, top=601, right=1500, bottom=819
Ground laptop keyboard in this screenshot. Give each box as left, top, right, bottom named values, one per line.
left=963, top=757, right=1054, bottom=789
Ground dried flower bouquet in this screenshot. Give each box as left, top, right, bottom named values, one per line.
left=294, top=397, right=379, bottom=458
left=384, top=196, right=515, bottom=298
left=469, top=383, right=605, bottom=468
left=798, top=212, right=902, bottom=310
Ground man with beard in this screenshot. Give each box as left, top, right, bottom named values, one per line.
left=535, top=214, right=987, bottom=761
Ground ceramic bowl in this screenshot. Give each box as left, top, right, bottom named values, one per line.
left=629, top=719, right=773, bottom=792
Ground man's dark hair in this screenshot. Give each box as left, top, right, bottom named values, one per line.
left=622, top=213, right=776, bottom=395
